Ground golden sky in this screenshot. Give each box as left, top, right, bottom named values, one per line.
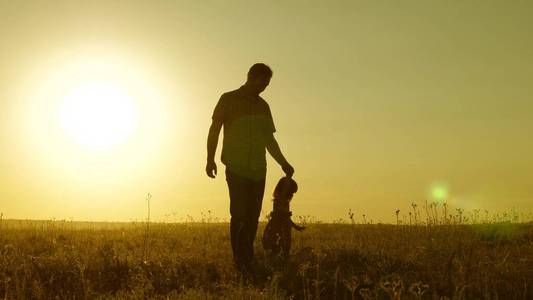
left=1, top=1, right=532, bottom=222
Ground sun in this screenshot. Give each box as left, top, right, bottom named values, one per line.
left=59, top=82, right=138, bottom=150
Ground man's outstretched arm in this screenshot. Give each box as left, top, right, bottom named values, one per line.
left=266, top=133, right=294, bottom=177
left=206, top=120, right=222, bottom=178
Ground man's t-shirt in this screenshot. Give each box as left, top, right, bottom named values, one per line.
left=212, top=86, right=276, bottom=179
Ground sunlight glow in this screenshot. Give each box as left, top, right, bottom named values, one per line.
left=8, top=43, right=186, bottom=218
left=59, top=83, right=138, bottom=150
left=430, top=183, right=448, bottom=202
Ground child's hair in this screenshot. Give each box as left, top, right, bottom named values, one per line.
left=273, top=177, right=298, bottom=200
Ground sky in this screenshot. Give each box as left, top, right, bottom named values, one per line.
left=1, top=0, right=532, bottom=223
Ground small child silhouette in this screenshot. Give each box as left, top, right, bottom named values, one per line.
left=262, top=177, right=305, bottom=262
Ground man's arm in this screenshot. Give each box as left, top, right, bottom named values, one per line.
left=206, top=120, right=223, bottom=178
left=266, top=133, right=294, bottom=177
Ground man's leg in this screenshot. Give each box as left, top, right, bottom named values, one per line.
left=243, top=177, right=266, bottom=264
left=226, top=168, right=250, bottom=268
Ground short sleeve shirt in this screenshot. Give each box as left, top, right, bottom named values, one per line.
left=212, top=86, right=276, bottom=178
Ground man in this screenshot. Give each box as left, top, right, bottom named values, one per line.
left=206, top=63, right=294, bottom=272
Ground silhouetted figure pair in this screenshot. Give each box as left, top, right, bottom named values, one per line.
left=206, top=63, right=294, bottom=273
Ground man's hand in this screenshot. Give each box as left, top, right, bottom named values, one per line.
left=206, top=160, right=217, bottom=178
left=206, top=119, right=222, bottom=179
left=282, top=163, right=294, bottom=178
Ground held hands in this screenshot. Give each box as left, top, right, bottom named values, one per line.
left=206, top=160, right=217, bottom=178
left=282, top=162, right=294, bottom=178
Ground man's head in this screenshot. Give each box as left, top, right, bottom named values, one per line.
left=245, top=63, right=272, bottom=95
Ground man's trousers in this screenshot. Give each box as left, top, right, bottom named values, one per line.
left=225, top=168, right=266, bottom=267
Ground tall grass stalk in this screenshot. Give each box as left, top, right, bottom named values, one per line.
left=141, top=192, right=152, bottom=263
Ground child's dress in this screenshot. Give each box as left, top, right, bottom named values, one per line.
left=262, top=200, right=296, bottom=258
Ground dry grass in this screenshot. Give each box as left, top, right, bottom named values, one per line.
left=0, top=212, right=531, bottom=299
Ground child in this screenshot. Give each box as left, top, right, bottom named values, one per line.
left=262, top=176, right=305, bottom=261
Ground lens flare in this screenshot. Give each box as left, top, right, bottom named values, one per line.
left=429, top=183, right=448, bottom=202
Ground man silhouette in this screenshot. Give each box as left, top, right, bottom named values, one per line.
left=206, top=63, right=294, bottom=272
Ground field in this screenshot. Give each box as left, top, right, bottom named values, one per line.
left=0, top=214, right=532, bottom=299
